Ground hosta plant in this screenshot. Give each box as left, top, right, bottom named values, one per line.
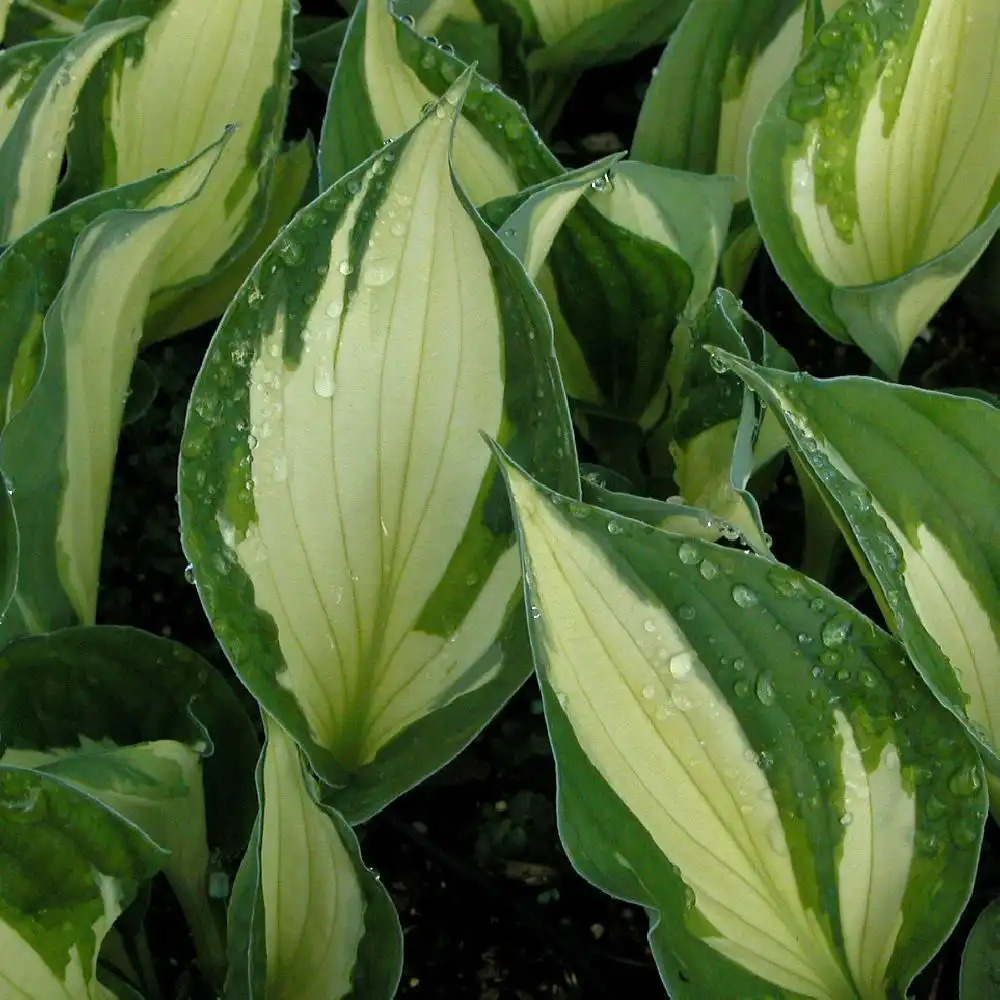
left=0, top=0, right=999, bottom=998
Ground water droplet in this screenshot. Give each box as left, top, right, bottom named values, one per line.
left=641, top=683, right=656, bottom=700
left=809, top=598, right=826, bottom=613
left=678, top=605, right=696, bottom=621
left=797, top=633, right=811, bottom=645
left=642, top=619, right=656, bottom=634
left=555, top=691, right=568, bottom=708
left=325, top=297, right=344, bottom=319
left=699, top=559, right=718, bottom=580
left=365, top=258, right=398, bottom=286
left=732, top=658, right=745, bottom=671
left=731, top=584, right=758, bottom=608
left=821, top=615, right=851, bottom=648
left=607, top=520, right=624, bottom=535
left=278, top=239, right=303, bottom=265
left=949, top=765, right=983, bottom=798
left=654, top=705, right=670, bottom=721
left=669, top=653, right=693, bottom=680
left=338, top=259, right=354, bottom=276
left=678, top=542, right=699, bottom=565
left=313, top=366, right=335, bottom=398
left=733, top=679, right=750, bottom=698
left=755, top=673, right=776, bottom=706
left=184, top=564, right=196, bottom=584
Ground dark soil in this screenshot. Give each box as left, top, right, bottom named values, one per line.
left=95, top=4, right=1000, bottom=998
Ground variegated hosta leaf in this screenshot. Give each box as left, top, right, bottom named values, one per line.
left=327, top=1, right=691, bottom=429
left=0, top=138, right=224, bottom=645
left=224, top=718, right=402, bottom=1000
left=750, top=0, right=1000, bottom=375
left=0, top=625, right=260, bottom=984
left=633, top=0, right=847, bottom=197
left=320, top=0, right=559, bottom=201
left=712, top=354, right=1000, bottom=804
left=0, top=16, right=144, bottom=242
left=0, top=764, right=166, bottom=1000
left=63, top=0, right=293, bottom=339
left=496, top=447, right=986, bottom=1000
left=495, top=159, right=732, bottom=414
left=0, top=37, right=64, bottom=147
left=179, top=81, right=576, bottom=822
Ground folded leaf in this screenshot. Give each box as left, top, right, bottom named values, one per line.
left=180, top=79, right=576, bottom=821
left=712, top=355, right=1000, bottom=799
left=0, top=764, right=165, bottom=1000
left=0, top=16, right=144, bottom=241
left=224, top=718, right=402, bottom=1000
left=0, top=625, right=260, bottom=985
left=645, top=289, right=791, bottom=551
left=496, top=447, right=986, bottom=1000
left=749, top=0, right=1000, bottom=375
left=152, top=136, right=316, bottom=341
left=0, top=137, right=225, bottom=644
left=64, top=0, right=293, bottom=338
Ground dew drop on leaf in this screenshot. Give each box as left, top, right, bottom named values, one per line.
left=821, top=615, right=851, bottom=648
left=754, top=672, right=776, bottom=706
left=677, top=541, right=699, bottom=565
left=668, top=653, right=693, bottom=680
left=699, top=559, right=718, bottom=580
left=731, top=584, right=758, bottom=608
left=641, top=684, right=656, bottom=700
left=312, top=366, right=335, bottom=399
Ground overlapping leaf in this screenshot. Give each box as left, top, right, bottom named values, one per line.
left=712, top=356, right=1000, bottom=807
left=0, top=764, right=165, bottom=1000
left=0, top=625, right=260, bottom=986
left=63, top=0, right=294, bottom=340
left=0, top=138, right=225, bottom=645
left=496, top=447, right=985, bottom=1000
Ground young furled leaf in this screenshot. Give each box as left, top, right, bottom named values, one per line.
left=224, top=718, right=402, bottom=1000
left=495, top=446, right=985, bottom=1000
left=749, top=0, right=1000, bottom=375
left=180, top=78, right=576, bottom=822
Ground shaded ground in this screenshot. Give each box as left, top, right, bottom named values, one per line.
left=96, top=13, right=1000, bottom=1000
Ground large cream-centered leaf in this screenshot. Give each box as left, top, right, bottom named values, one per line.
left=505, top=463, right=921, bottom=999
left=260, top=720, right=365, bottom=1000
left=790, top=0, right=1000, bottom=288
left=362, top=0, right=517, bottom=204
left=230, top=95, right=519, bottom=768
